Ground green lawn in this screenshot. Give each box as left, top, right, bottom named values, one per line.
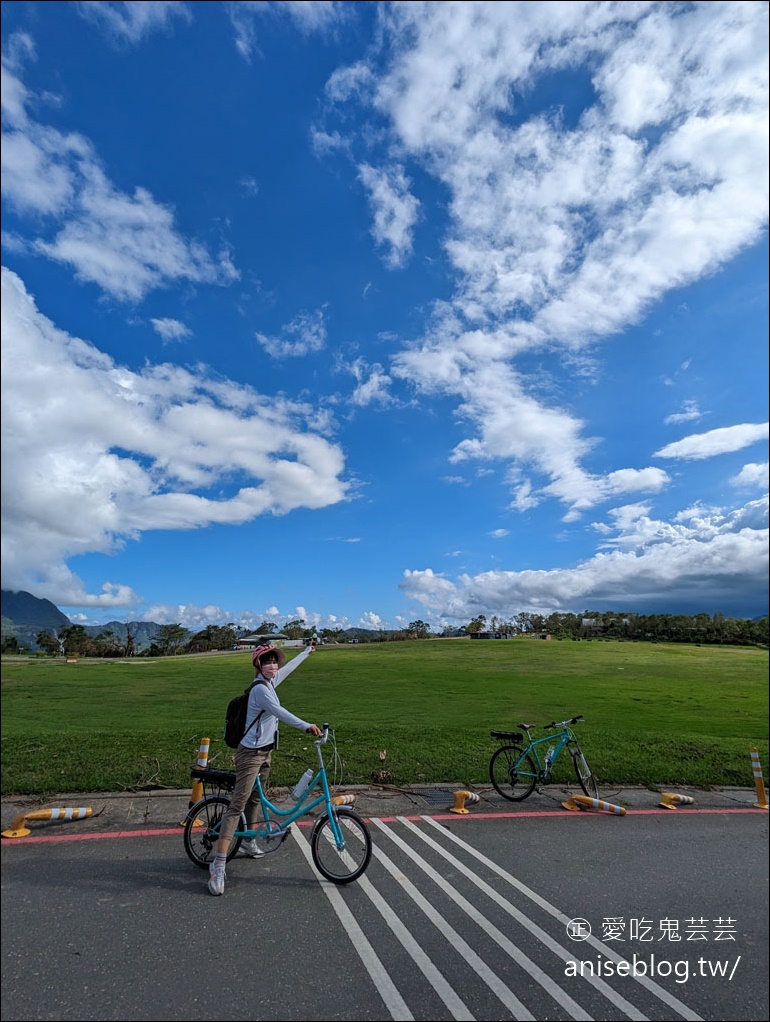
left=1, top=638, right=767, bottom=795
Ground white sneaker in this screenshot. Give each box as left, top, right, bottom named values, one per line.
left=208, top=860, right=226, bottom=895
left=240, top=838, right=265, bottom=858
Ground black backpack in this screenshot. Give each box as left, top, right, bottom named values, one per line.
left=223, top=681, right=263, bottom=749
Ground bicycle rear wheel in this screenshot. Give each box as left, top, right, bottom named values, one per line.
left=489, top=745, right=537, bottom=801
left=310, top=809, right=372, bottom=884
left=571, top=744, right=599, bottom=799
left=183, top=794, right=245, bottom=869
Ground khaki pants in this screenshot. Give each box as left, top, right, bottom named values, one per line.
left=219, top=744, right=272, bottom=845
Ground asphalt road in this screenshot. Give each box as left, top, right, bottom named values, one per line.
left=1, top=785, right=767, bottom=1022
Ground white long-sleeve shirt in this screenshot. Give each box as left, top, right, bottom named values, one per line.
left=240, top=645, right=314, bottom=749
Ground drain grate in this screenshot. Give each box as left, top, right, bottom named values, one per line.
left=410, top=788, right=456, bottom=805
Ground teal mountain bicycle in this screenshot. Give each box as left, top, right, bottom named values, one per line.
left=183, top=724, right=372, bottom=884
left=489, top=714, right=599, bottom=801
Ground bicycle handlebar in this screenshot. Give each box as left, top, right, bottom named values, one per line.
left=315, top=723, right=331, bottom=746
left=543, top=714, right=584, bottom=729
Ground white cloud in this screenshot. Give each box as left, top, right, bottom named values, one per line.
left=151, top=317, right=192, bottom=342
left=34, top=166, right=238, bottom=301
left=401, top=496, right=769, bottom=619
left=358, top=163, right=421, bottom=268
left=654, top=423, right=769, bottom=461
left=325, top=61, right=374, bottom=103
left=346, top=357, right=394, bottom=407
left=359, top=611, right=384, bottom=629
left=0, top=125, right=80, bottom=215
left=0, top=267, right=349, bottom=606
left=310, top=127, right=348, bottom=157
left=256, top=308, right=327, bottom=358
left=75, top=1, right=191, bottom=44
left=730, top=463, right=769, bottom=489
left=1, top=60, right=238, bottom=301
left=239, top=176, right=259, bottom=196
left=416, top=358, right=670, bottom=515
left=226, top=0, right=349, bottom=60
left=339, top=1, right=768, bottom=517
left=664, top=400, right=704, bottom=425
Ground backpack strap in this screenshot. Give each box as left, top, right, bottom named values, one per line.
left=241, top=680, right=265, bottom=744
left=242, top=709, right=264, bottom=743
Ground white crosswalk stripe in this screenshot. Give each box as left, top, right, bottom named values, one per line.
left=292, top=815, right=706, bottom=1022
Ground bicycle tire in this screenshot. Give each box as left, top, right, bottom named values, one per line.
left=183, top=794, right=245, bottom=870
left=571, top=744, right=599, bottom=799
left=310, top=809, right=372, bottom=884
left=489, top=744, right=537, bottom=801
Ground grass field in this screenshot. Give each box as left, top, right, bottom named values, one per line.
left=1, top=637, right=767, bottom=796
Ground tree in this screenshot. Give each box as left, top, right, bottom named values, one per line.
left=156, top=624, right=189, bottom=656
left=36, top=631, right=61, bottom=655
left=283, top=619, right=306, bottom=640
left=92, top=631, right=123, bottom=657
left=407, top=620, right=431, bottom=638
left=467, top=615, right=487, bottom=634
left=124, top=623, right=136, bottom=658
left=59, top=625, right=88, bottom=656
left=254, top=621, right=278, bottom=635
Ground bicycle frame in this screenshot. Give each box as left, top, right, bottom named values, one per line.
left=234, top=724, right=346, bottom=849
left=516, top=727, right=577, bottom=781
left=185, top=723, right=373, bottom=882
left=243, top=735, right=345, bottom=846
left=489, top=713, right=597, bottom=802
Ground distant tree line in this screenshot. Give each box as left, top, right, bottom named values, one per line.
left=0, top=609, right=765, bottom=657
left=437, top=610, right=768, bottom=646
left=8, top=618, right=324, bottom=658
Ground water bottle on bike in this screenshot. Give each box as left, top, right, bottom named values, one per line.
left=291, top=768, right=313, bottom=801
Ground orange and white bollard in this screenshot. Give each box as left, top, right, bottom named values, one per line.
left=450, top=790, right=480, bottom=814
left=659, top=792, right=695, bottom=810
left=2, top=806, right=93, bottom=839
left=181, top=737, right=210, bottom=826
left=750, top=748, right=768, bottom=809
left=562, top=795, right=626, bottom=815
left=331, top=794, right=356, bottom=806
left=191, top=737, right=210, bottom=804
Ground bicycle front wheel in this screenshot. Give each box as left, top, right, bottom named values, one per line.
left=489, top=745, right=537, bottom=801
left=183, top=794, right=245, bottom=869
left=310, top=809, right=372, bottom=884
left=571, top=745, right=599, bottom=799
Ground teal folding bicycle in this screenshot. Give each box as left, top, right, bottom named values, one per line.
left=183, top=724, right=372, bottom=884
left=489, top=714, right=599, bottom=801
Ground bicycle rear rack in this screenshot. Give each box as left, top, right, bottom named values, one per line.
left=190, top=766, right=236, bottom=796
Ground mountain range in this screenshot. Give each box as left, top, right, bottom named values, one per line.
left=0, top=589, right=164, bottom=652
left=0, top=590, right=376, bottom=651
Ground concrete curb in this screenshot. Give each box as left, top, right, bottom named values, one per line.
left=2, top=785, right=764, bottom=837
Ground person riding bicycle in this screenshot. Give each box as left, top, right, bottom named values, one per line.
left=208, top=641, right=321, bottom=896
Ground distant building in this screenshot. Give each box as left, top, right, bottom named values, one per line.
left=236, top=633, right=288, bottom=649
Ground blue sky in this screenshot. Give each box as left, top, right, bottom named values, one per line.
left=1, top=0, right=768, bottom=634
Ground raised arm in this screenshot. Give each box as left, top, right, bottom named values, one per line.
left=273, top=642, right=314, bottom=689
left=256, top=680, right=318, bottom=732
